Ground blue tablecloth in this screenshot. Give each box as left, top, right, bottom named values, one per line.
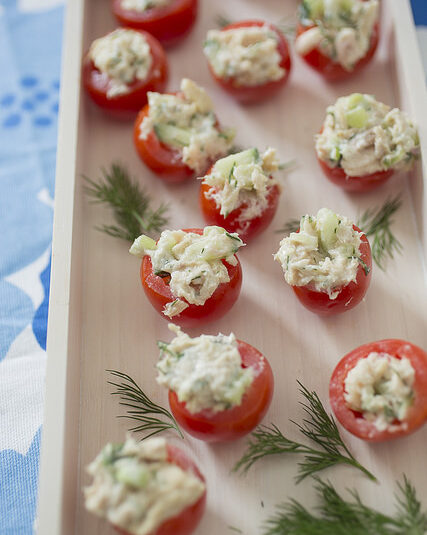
left=0, top=1, right=425, bottom=533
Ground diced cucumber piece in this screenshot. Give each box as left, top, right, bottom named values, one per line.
left=383, top=148, right=405, bottom=168
left=154, top=123, right=191, bottom=148
left=318, top=208, right=339, bottom=251
left=304, top=0, right=324, bottom=19
left=115, top=462, right=150, bottom=489
left=345, top=106, right=368, bottom=129
left=329, top=145, right=341, bottom=163
left=339, top=0, right=354, bottom=12
left=129, top=235, right=157, bottom=258
left=213, top=148, right=260, bottom=178
left=347, top=93, right=365, bottom=109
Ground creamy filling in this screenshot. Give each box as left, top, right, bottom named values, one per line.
left=130, top=226, right=245, bottom=317
left=200, top=147, right=279, bottom=233
left=139, top=78, right=235, bottom=174
left=84, top=436, right=205, bottom=535
left=89, top=29, right=152, bottom=98
left=203, top=26, right=285, bottom=86
left=121, top=0, right=171, bottom=11
left=344, top=352, right=415, bottom=431
left=274, top=208, right=363, bottom=299
left=316, top=93, right=420, bottom=176
left=156, top=324, right=254, bottom=413
left=296, top=0, right=379, bottom=71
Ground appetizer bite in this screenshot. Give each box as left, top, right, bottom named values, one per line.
left=203, top=20, right=291, bottom=104
left=330, top=339, right=427, bottom=441
left=84, top=436, right=206, bottom=535
left=112, top=0, right=198, bottom=47
left=199, top=147, right=281, bottom=242
left=82, top=28, right=168, bottom=116
left=156, top=324, right=274, bottom=442
left=130, top=226, right=244, bottom=327
left=295, top=0, right=379, bottom=81
left=274, top=208, right=372, bottom=315
left=134, top=78, right=235, bottom=182
left=316, top=93, right=420, bottom=192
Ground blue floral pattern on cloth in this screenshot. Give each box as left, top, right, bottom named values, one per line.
left=0, top=0, right=64, bottom=533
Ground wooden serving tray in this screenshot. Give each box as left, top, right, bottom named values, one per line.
left=38, top=0, right=427, bottom=533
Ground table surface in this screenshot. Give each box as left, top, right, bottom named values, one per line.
left=0, top=1, right=425, bottom=534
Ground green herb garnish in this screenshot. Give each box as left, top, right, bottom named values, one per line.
left=233, top=382, right=376, bottom=483
left=84, top=163, right=169, bottom=242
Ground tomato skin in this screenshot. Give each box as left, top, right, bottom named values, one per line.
left=82, top=30, right=168, bottom=118
left=206, top=20, right=292, bottom=104
left=134, top=104, right=195, bottom=183
left=330, top=339, right=427, bottom=442
left=295, top=19, right=379, bottom=82
left=112, top=0, right=198, bottom=47
left=114, top=444, right=206, bottom=535
left=139, top=229, right=243, bottom=327
left=291, top=226, right=372, bottom=316
left=199, top=179, right=281, bottom=242
left=317, top=155, right=394, bottom=193
left=168, top=340, right=274, bottom=442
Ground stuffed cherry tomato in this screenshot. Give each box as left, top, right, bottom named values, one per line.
left=316, top=93, right=420, bottom=193
left=203, top=20, right=291, bottom=104
left=274, top=208, right=372, bottom=316
left=129, top=226, right=244, bottom=328
left=134, top=78, right=235, bottom=183
left=112, top=0, right=198, bottom=47
left=82, top=28, right=168, bottom=117
left=295, top=0, right=379, bottom=81
left=156, top=324, right=274, bottom=442
left=199, top=147, right=281, bottom=242
left=85, top=436, right=206, bottom=535
left=330, top=339, right=427, bottom=442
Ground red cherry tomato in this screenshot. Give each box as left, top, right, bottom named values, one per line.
left=330, top=339, right=427, bottom=442
left=291, top=225, right=372, bottom=316
left=199, top=179, right=281, bottom=242
left=82, top=30, right=168, bottom=118
left=112, top=0, right=198, bottom=47
left=168, top=339, right=274, bottom=442
left=206, top=20, right=292, bottom=104
left=133, top=103, right=195, bottom=183
left=295, top=16, right=379, bottom=82
left=139, top=228, right=243, bottom=327
left=317, top=155, right=394, bottom=193
left=114, top=444, right=206, bottom=535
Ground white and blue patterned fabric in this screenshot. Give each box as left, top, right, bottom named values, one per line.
left=0, top=1, right=424, bottom=533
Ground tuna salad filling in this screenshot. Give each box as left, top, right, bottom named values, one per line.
left=130, top=226, right=245, bottom=317
left=89, top=29, right=153, bottom=98
left=203, top=25, right=285, bottom=86
left=274, top=208, right=364, bottom=299
left=316, top=93, right=420, bottom=177
left=157, top=324, right=254, bottom=413
left=344, top=352, right=415, bottom=431
left=138, top=78, right=235, bottom=174
left=84, top=436, right=205, bottom=535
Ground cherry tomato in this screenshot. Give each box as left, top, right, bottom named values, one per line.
left=206, top=20, right=292, bottom=104
left=139, top=229, right=243, bottom=327
left=295, top=16, right=379, bottom=82
left=114, top=444, right=206, bottom=535
left=317, top=155, right=394, bottom=193
left=199, top=178, right=281, bottom=242
left=112, top=0, right=198, bottom=47
left=330, top=339, right=427, bottom=441
left=82, top=30, right=168, bottom=118
left=168, top=339, right=274, bottom=442
left=134, top=103, right=195, bottom=183
left=291, top=226, right=372, bottom=316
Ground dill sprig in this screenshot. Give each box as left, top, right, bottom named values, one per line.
left=215, top=14, right=295, bottom=37
left=357, top=194, right=403, bottom=271
left=84, top=163, right=169, bottom=242
left=108, top=370, right=184, bottom=440
left=275, top=218, right=300, bottom=235
left=264, top=476, right=427, bottom=534
left=233, top=382, right=376, bottom=483
left=215, top=14, right=232, bottom=28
